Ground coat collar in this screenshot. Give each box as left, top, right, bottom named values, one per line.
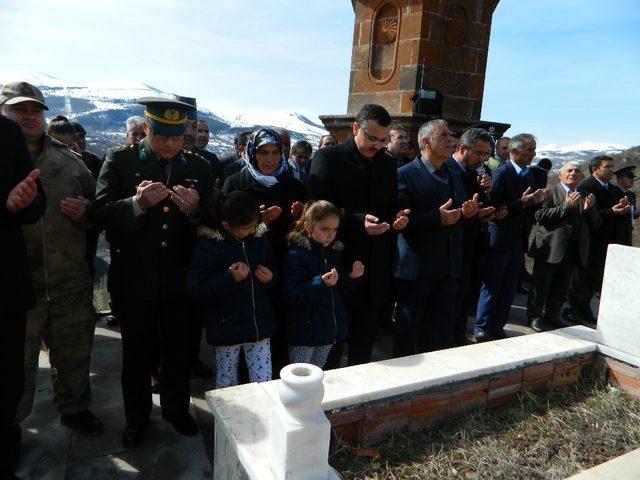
left=197, top=223, right=268, bottom=241
left=287, top=230, right=344, bottom=252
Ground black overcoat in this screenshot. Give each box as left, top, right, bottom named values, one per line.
left=0, top=116, right=46, bottom=315
left=308, top=137, right=398, bottom=310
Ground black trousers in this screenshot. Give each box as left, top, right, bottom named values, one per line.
left=454, top=250, right=476, bottom=344
left=568, top=244, right=606, bottom=317
left=0, top=311, right=26, bottom=477
left=187, top=303, right=204, bottom=368
left=116, top=298, right=190, bottom=429
left=528, top=249, right=578, bottom=324
left=394, top=277, right=458, bottom=357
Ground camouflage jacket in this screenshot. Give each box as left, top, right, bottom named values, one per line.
left=22, top=135, right=96, bottom=300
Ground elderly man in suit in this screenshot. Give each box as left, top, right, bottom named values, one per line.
left=565, top=155, right=630, bottom=325
left=474, top=134, right=547, bottom=342
left=393, top=119, right=481, bottom=355
left=527, top=162, right=599, bottom=332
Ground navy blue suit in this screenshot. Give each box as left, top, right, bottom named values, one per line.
left=393, top=157, right=467, bottom=355
left=475, top=161, right=534, bottom=336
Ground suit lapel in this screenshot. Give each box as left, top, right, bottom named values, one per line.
left=551, top=183, right=566, bottom=206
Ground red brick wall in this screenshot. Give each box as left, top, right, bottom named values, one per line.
left=328, top=352, right=596, bottom=447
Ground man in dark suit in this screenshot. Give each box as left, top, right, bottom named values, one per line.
left=566, top=155, right=630, bottom=324
left=474, top=134, right=547, bottom=342
left=528, top=162, right=600, bottom=332
left=0, top=115, right=46, bottom=479
left=445, top=128, right=495, bottom=345
left=308, top=104, right=409, bottom=365
left=394, top=120, right=482, bottom=355
left=611, top=165, right=638, bottom=246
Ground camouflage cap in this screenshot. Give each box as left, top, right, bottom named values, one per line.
left=0, top=81, right=49, bottom=110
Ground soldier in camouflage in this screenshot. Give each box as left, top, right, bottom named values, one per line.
left=0, top=81, right=103, bottom=437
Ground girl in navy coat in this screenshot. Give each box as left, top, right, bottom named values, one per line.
left=188, top=191, right=277, bottom=388
left=282, top=200, right=364, bottom=368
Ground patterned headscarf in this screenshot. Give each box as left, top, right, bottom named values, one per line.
left=244, top=128, right=289, bottom=187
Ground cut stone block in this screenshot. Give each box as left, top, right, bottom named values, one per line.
left=596, top=245, right=640, bottom=361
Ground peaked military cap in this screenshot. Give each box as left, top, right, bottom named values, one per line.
left=0, top=81, right=49, bottom=110
left=172, top=95, right=198, bottom=121
left=614, top=165, right=636, bottom=178
left=138, top=96, right=196, bottom=136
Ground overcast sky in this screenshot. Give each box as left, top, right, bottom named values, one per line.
left=1, top=0, right=638, bottom=147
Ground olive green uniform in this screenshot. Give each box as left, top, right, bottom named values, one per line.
left=16, top=136, right=96, bottom=422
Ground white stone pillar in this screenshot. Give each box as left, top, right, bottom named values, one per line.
left=270, top=363, right=331, bottom=480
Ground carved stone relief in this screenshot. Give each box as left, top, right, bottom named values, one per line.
left=369, top=2, right=401, bottom=84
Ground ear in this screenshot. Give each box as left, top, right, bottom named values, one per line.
left=221, top=220, right=230, bottom=230
left=142, top=121, right=150, bottom=135
left=352, top=122, right=359, bottom=137
left=303, top=221, right=312, bottom=234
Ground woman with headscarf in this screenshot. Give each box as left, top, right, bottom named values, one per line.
left=222, top=127, right=306, bottom=262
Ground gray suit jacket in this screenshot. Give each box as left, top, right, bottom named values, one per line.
left=528, top=183, right=601, bottom=266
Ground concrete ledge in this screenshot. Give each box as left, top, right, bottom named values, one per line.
left=261, top=326, right=596, bottom=411
left=566, top=447, right=640, bottom=479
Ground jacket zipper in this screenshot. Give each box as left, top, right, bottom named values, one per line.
left=324, top=252, right=338, bottom=344
left=241, top=241, right=259, bottom=342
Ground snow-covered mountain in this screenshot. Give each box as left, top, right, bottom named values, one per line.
left=537, top=141, right=628, bottom=172
left=0, top=71, right=327, bottom=156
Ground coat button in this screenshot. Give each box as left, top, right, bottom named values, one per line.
left=163, top=206, right=170, bottom=213
left=161, top=241, right=167, bottom=247
left=162, top=224, right=168, bottom=230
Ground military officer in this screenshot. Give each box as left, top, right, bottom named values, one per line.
left=612, top=165, right=638, bottom=246
left=92, top=97, right=212, bottom=448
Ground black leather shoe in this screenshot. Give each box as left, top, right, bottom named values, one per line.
left=105, top=315, right=119, bottom=327
left=547, top=317, right=576, bottom=329
left=161, top=411, right=199, bottom=436
left=190, top=359, right=213, bottom=379
left=530, top=318, right=544, bottom=333
left=61, top=410, right=103, bottom=436
left=565, top=309, right=596, bottom=328
left=122, top=425, right=146, bottom=448
left=474, top=329, right=491, bottom=343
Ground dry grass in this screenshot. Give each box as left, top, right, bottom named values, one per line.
left=331, top=381, right=640, bottom=480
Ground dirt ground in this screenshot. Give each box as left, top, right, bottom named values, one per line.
left=331, top=381, right=640, bottom=480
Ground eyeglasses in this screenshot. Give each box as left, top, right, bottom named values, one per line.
left=360, top=128, right=390, bottom=145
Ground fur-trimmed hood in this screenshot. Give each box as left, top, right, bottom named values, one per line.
left=197, top=222, right=268, bottom=241
left=287, top=230, right=344, bottom=251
